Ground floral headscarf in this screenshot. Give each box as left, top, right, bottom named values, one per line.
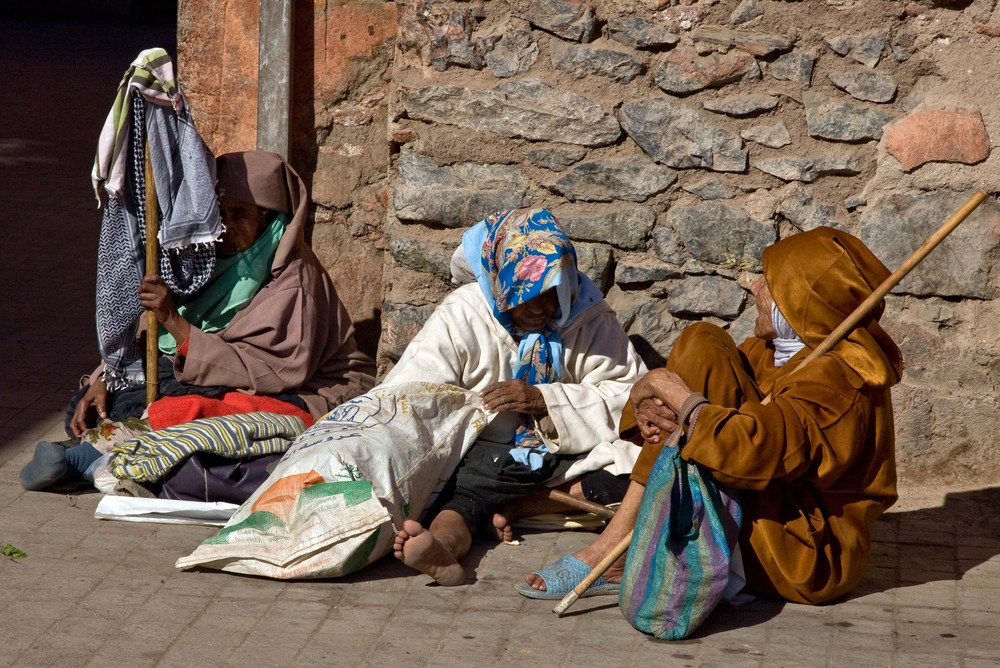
left=462, top=208, right=602, bottom=455
left=462, top=207, right=601, bottom=385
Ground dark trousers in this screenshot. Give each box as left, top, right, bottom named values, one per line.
left=437, top=442, right=630, bottom=535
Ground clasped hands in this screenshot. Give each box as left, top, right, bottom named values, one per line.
left=630, top=368, right=693, bottom=445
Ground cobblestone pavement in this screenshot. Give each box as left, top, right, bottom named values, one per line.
left=3, top=16, right=1000, bottom=668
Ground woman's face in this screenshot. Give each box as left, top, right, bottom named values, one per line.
left=509, top=289, right=559, bottom=331
left=218, top=197, right=267, bottom=254
left=749, top=276, right=777, bottom=340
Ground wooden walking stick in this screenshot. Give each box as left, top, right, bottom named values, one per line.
left=553, top=189, right=989, bottom=616
left=144, top=141, right=160, bottom=406
left=541, top=488, right=617, bottom=521
left=552, top=529, right=633, bottom=616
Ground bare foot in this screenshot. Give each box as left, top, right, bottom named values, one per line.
left=491, top=512, right=514, bottom=543
left=393, top=519, right=466, bottom=586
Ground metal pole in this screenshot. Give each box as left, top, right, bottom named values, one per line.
left=258, top=0, right=294, bottom=157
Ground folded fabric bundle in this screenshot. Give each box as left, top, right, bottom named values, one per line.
left=108, top=411, right=306, bottom=483
left=147, top=393, right=314, bottom=431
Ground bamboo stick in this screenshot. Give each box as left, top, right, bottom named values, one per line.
left=144, top=141, right=160, bottom=406
left=541, top=488, right=617, bottom=521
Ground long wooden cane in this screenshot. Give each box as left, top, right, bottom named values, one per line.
left=552, top=189, right=989, bottom=616
left=540, top=488, right=617, bottom=521
left=144, top=141, right=160, bottom=406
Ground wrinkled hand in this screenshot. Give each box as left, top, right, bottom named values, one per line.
left=480, top=379, right=547, bottom=415
left=634, top=397, right=678, bottom=445
left=70, top=376, right=108, bottom=437
left=139, top=273, right=191, bottom=343
left=139, top=273, right=178, bottom=324
left=629, top=368, right=692, bottom=413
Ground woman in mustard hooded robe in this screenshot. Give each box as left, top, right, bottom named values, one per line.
left=520, top=226, right=903, bottom=605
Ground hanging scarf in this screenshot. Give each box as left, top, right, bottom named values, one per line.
left=771, top=302, right=805, bottom=367
left=461, top=208, right=602, bottom=454
left=158, top=213, right=287, bottom=354
left=93, top=48, right=219, bottom=390
left=92, top=47, right=182, bottom=201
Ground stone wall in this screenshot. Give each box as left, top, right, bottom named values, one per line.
left=178, top=0, right=396, bottom=354
left=179, top=0, right=1000, bottom=486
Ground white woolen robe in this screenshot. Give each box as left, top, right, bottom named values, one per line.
left=382, top=282, right=648, bottom=484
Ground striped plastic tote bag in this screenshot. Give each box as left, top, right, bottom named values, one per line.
left=618, top=438, right=742, bottom=640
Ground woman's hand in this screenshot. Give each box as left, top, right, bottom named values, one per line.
left=70, top=376, right=109, bottom=437
left=629, top=368, right=692, bottom=411
left=629, top=369, right=693, bottom=443
left=480, top=380, right=547, bottom=415
left=139, top=273, right=191, bottom=344
left=634, top=397, right=678, bottom=444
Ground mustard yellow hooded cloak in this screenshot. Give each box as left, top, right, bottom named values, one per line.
left=633, top=226, right=903, bottom=604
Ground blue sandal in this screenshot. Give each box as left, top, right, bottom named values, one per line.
left=513, top=554, right=619, bottom=600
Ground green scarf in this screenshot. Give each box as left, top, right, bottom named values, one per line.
left=158, top=213, right=287, bottom=354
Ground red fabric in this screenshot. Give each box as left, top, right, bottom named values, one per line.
left=177, top=335, right=190, bottom=357
left=147, top=392, right=315, bottom=431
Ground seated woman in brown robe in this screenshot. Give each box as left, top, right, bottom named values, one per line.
left=21, top=151, right=376, bottom=492
left=518, top=226, right=903, bottom=605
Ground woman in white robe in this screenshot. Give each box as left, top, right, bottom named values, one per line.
left=389, top=207, right=647, bottom=585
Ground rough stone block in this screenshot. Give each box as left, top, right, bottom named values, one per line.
left=549, top=159, right=677, bottom=203
left=666, top=201, right=775, bottom=270
left=777, top=185, right=844, bottom=231
left=620, top=97, right=747, bottom=172
left=614, top=259, right=679, bottom=285
left=393, top=152, right=529, bottom=228
left=523, top=145, right=587, bottom=171
left=768, top=51, right=814, bottom=86
left=550, top=40, right=645, bottom=84
left=574, top=242, right=613, bottom=291
left=397, top=1, right=482, bottom=71
left=607, top=16, right=679, bottom=49
left=513, top=0, right=595, bottom=42
left=741, top=121, right=792, bottom=148
left=828, top=70, right=898, bottom=103
left=388, top=235, right=454, bottom=281
left=605, top=285, right=678, bottom=365
left=682, top=176, right=731, bottom=200
left=859, top=190, right=1000, bottom=299
left=401, top=80, right=621, bottom=146
left=690, top=25, right=791, bottom=57
left=884, top=107, right=991, bottom=172
left=556, top=205, right=656, bottom=250
left=752, top=153, right=861, bottom=183
left=665, top=275, right=744, bottom=318
left=825, top=30, right=885, bottom=68
left=656, top=45, right=760, bottom=94
left=479, top=28, right=538, bottom=78
left=377, top=301, right=437, bottom=364
left=804, top=92, right=894, bottom=142
left=730, top=0, right=763, bottom=25
left=702, top=94, right=778, bottom=117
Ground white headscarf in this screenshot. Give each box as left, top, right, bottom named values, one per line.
left=771, top=302, right=805, bottom=367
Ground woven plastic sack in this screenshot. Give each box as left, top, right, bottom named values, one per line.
left=176, top=382, right=492, bottom=579
left=618, top=439, right=741, bottom=640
